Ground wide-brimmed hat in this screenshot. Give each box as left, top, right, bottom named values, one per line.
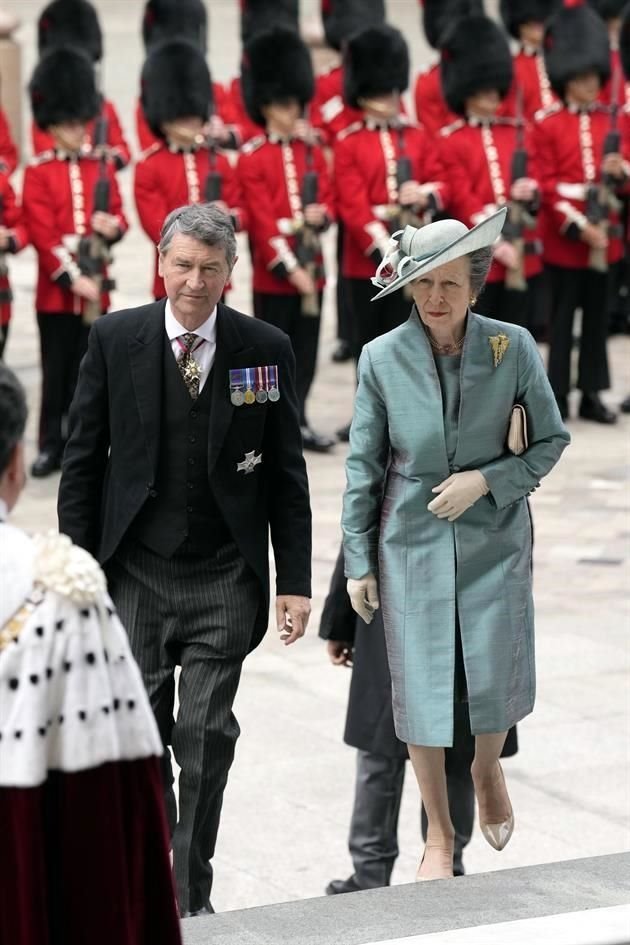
left=370, top=208, right=507, bottom=301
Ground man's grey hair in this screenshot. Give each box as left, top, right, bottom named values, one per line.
left=158, top=203, right=237, bottom=270
left=466, top=246, right=494, bottom=298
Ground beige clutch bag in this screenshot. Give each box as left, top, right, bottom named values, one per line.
left=507, top=404, right=528, bottom=456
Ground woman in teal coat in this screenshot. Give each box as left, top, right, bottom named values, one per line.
left=342, top=209, right=570, bottom=881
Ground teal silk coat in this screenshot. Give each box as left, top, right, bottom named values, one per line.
left=342, top=310, right=570, bottom=747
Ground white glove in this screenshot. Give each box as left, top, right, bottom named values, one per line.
left=347, top=574, right=380, bottom=625
left=427, top=471, right=489, bottom=522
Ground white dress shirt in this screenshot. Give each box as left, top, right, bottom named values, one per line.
left=164, top=299, right=217, bottom=394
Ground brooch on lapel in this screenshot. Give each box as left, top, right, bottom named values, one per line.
left=489, top=333, right=510, bottom=368
left=237, top=451, right=263, bottom=475
left=229, top=365, right=280, bottom=406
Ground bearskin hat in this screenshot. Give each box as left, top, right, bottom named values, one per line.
left=38, top=0, right=102, bottom=63
left=343, top=25, right=409, bottom=108
left=141, top=39, right=212, bottom=139
left=240, top=0, right=299, bottom=45
left=29, top=47, right=99, bottom=130
left=621, top=5, right=630, bottom=79
left=543, top=5, right=610, bottom=96
left=142, top=0, right=207, bottom=52
left=587, top=0, right=627, bottom=21
left=323, top=0, right=385, bottom=51
left=422, top=0, right=484, bottom=50
left=440, top=16, right=513, bottom=115
left=241, top=27, right=314, bottom=127
left=499, top=1, right=562, bottom=39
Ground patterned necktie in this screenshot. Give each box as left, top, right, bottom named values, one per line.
left=176, top=332, right=204, bottom=400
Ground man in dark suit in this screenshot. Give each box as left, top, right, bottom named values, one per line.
left=58, top=202, right=312, bottom=917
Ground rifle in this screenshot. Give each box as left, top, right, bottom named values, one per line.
left=393, top=124, right=431, bottom=233
left=585, top=65, right=622, bottom=273
left=295, top=138, right=321, bottom=317
left=204, top=104, right=223, bottom=202
left=79, top=110, right=114, bottom=325
left=503, top=87, right=535, bottom=292
left=0, top=195, right=13, bottom=307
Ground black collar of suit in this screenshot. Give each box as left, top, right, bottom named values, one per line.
left=129, top=300, right=257, bottom=480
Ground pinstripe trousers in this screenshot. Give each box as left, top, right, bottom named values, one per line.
left=106, top=539, right=260, bottom=914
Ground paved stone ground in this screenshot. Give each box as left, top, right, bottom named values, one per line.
left=3, top=0, right=629, bottom=915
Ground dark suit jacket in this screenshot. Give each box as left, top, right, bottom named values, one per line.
left=58, top=299, right=312, bottom=650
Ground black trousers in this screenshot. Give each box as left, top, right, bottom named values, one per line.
left=545, top=265, right=610, bottom=397
left=0, top=322, right=8, bottom=361
left=346, top=278, right=411, bottom=361
left=36, top=311, right=89, bottom=455
left=336, top=224, right=352, bottom=344
left=347, top=746, right=474, bottom=887
left=107, top=539, right=260, bottom=914
left=254, top=291, right=321, bottom=425
left=475, top=279, right=530, bottom=329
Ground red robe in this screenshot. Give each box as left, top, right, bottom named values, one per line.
left=311, top=65, right=364, bottom=147
left=500, top=46, right=559, bottom=122
left=134, top=141, right=245, bottom=299
left=22, top=150, right=128, bottom=315
left=0, top=175, right=28, bottom=327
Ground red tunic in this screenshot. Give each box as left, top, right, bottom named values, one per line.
left=134, top=141, right=245, bottom=299
left=0, top=176, right=28, bottom=327
left=598, top=47, right=630, bottom=108
left=225, top=77, right=266, bottom=147
left=333, top=120, right=449, bottom=279
left=135, top=81, right=236, bottom=152
left=22, top=151, right=128, bottom=315
left=532, top=102, right=628, bottom=268
left=0, top=108, right=18, bottom=176
left=311, top=65, right=364, bottom=147
left=439, top=117, right=543, bottom=283
left=414, top=64, right=459, bottom=138
left=237, top=134, right=335, bottom=295
left=500, top=47, right=559, bottom=122
left=31, top=99, right=131, bottom=170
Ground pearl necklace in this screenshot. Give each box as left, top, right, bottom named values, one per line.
left=426, top=332, right=465, bottom=355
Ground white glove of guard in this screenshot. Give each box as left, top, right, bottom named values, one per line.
left=347, top=574, right=380, bottom=625
left=427, top=470, right=489, bottom=522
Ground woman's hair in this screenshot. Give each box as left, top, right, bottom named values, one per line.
left=0, top=363, right=27, bottom=477
left=158, top=203, right=237, bottom=271
left=467, top=245, right=494, bottom=297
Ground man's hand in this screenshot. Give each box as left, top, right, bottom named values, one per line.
left=91, top=211, right=120, bottom=241
left=71, top=274, right=100, bottom=302
left=275, top=595, right=311, bottom=645
left=398, top=180, right=428, bottom=208
left=493, top=239, right=519, bottom=270
left=327, top=640, right=353, bottom=667
left=601, top=152, right=625, bottom=180
left=580, top=222, right=608, bottom=250
left=288, top=266, right=316, bottom=296
left=347, top=574, right=379, bottom=624
left=304, top=203, right=327, bottom=227
left=510, top=177, right=537, bottom=202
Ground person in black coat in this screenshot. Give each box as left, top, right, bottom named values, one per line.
left=320, top=544, right=517, bottom=892
left=58, top=203, right=312, bottom=916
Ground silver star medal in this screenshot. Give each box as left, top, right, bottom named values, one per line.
left=183, top=358, right=201, bottom=384
left=236, top=450, right=263, bottom=475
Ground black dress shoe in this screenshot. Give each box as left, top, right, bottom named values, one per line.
left=336, top=421, right=351, bottom=443
left=332, top=340, right=353, bottom=363
left=181, top=904, right=214, bottom=918
left=579, top=394, right=617, bottom=424
left=325, top=875, right=366, bottom=895
left=555, top=395, right=568, bottom=421
left=30, top=451, right=61, bottom=478
left=620, top=394, right=630, bottom=414
left=301, top=425, right=335, bottom=453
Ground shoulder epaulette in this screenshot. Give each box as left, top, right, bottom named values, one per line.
left=240, top=134, right=266, bottom=155
left=137, top=141, right=163, bottom=163
left=336, top=121, right=363, bottom=142
left=29, top=149, right=56, bottom=166
left=534, top=101, right=562, bottom=123
left=439, top=119, right=465, bottom=138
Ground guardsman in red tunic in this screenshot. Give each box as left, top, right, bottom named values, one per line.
left=311, top=0, right=385, bottom=364
left=135, top=0, right=240, bottom=153
left=0, top=109, right=18, bottom=176
left=334, top=25, right=449, bottom=375
left=0, top=175, right=28, bottom=359
left=135, top=40, right=244, bottom=302
left=499, top=1, right=561, bottom=121
left=237, top=27, right=336, bottom=452
left=32, top=0, right=131, bottom=170
left=23, top=49, right=128, bottom=477
left=413, top=0, right=483, bottom=138
left=618, top=6, right=630, bottom=413
left=533, top=3, right=630, bottom=423
left=439, top=15, right=544, bottom=332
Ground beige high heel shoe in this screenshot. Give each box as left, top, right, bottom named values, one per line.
left=477, top=762, right=514, bottom=851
